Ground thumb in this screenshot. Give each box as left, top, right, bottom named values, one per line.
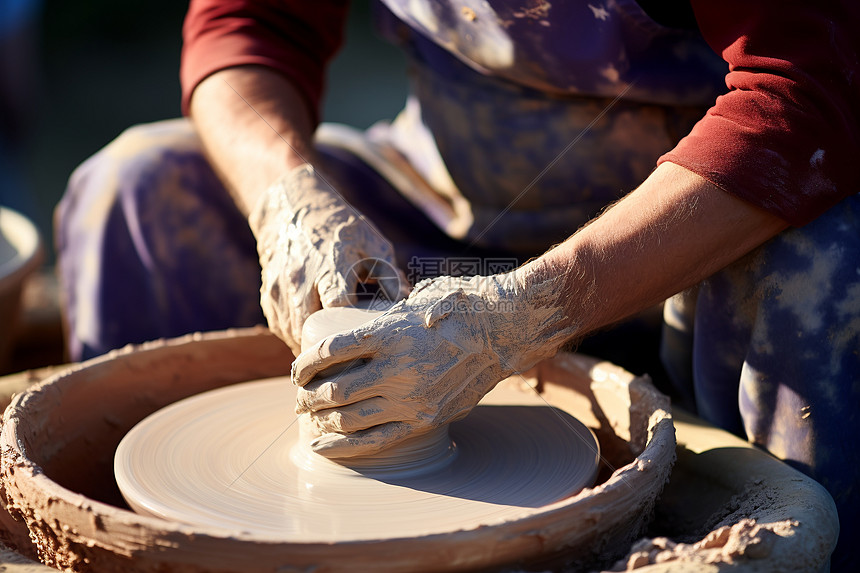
left=318, top=267, right=355, bottom=308
left=309, top=421, right=412, bottom=459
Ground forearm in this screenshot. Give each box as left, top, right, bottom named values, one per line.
left=291, top=162, right=790, bottom=455
left=189, top=66, right=317, bottom=214
left=518, top=162, right=789, bottom=343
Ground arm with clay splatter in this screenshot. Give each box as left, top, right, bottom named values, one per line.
left=183, top=0, right=408, bottom=355
left=182, top=0, right=348, bottom=204
left=517, top=162, right=788, bottom=344
left=291, top=162, right=786, bottom=459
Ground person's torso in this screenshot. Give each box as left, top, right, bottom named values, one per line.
left=372, top=0, right=727, bottom=253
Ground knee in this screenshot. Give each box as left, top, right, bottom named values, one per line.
left=66, top=118, right=197, bottom=190
left=83, top=118, right=201, bottom=187
left=103, top=118, right=201, bottom=163
left=58, top=119, right=207, bottom=233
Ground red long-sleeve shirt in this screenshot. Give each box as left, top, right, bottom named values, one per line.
left=180, top=0, right=349, bottom=123
left=659, top=0, right=860, bottom=225
left=181, top=0, right=860, bottom=226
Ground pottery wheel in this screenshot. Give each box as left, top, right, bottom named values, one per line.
left=115, top=307, right=600, bottom=542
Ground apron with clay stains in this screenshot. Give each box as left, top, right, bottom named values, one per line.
left=359, top=0, right=727, bottom=256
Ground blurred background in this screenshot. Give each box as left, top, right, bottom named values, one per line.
left=0, top=0, right=408, bottom=373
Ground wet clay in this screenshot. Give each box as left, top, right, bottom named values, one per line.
left=114, top=377, right=600, bottom=541
left=613, top=518, right=797, bottom=570
left=291, top=271, right=582, bottom=459
left=605, top=408, right=840, bottom=572
left=1, top=330, right=675, bottom=572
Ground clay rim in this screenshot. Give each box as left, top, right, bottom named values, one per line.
left=0, top=330, right=675, bottom=551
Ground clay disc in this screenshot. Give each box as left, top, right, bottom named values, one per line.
left=115, top=377, right=599, bottom=542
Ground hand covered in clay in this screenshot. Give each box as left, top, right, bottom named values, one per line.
left=292, top=272, right=575, bottom=458
left=249, top=164, right=409, bottom=355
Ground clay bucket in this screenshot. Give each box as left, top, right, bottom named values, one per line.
left=0, top=328, right=675, bottom=572
left=0, top=207, right=43, bottom=371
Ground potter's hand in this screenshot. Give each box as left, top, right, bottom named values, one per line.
left=249, top=164, right=408, bottom=355
left=292, top=272, right=573, bottom=458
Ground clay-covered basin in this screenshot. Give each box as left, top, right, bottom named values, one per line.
left=0, top=329, right=675, bottom=572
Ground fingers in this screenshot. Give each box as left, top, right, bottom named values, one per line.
left=319, top=223, right=368, bottom=308
left=309, top=422, right=412, bottom=459
left=307, top=396, right=393, bottom=434
left=318, top=267, right=353, bottom=308
left=295, top=364, right=379, bottom=412
left=291, top=330, right=375, bottom=387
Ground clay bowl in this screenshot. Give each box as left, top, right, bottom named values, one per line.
left=0, top=329, right=674, bottom=572
left=0, top=207, right=43, bottom=370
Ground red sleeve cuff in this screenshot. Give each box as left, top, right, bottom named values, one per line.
left=659, top=0, right=860, bottom=226
left=180, top=0, right=349, bottom=122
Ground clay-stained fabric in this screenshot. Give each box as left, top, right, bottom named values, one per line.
left=661, top=194, right=860, bottom=570
left=373, top=0, right=726, bottom=105
left=56, top=121, right=265, bottom=362
left=362, top=0, right=725, bottom=251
